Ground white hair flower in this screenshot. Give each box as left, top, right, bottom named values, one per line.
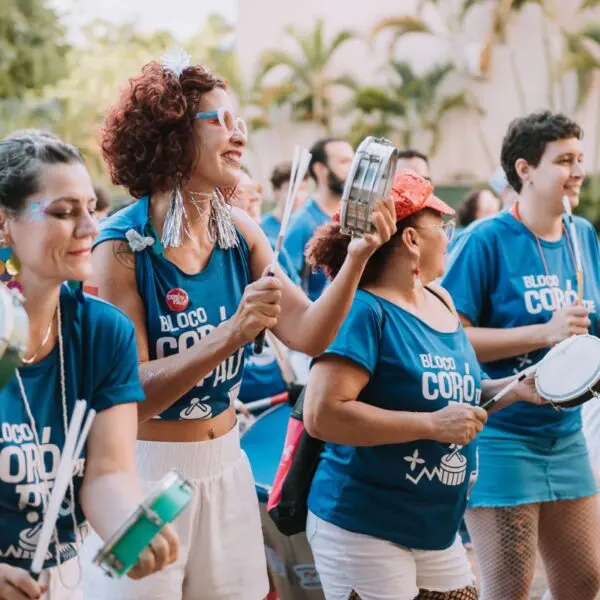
left=160, top=47, right=192, bottom=77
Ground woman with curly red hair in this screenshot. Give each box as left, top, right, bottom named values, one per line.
left=79, top=51, right=396, bottom=600
left=301, top=170, right=543, bottom=600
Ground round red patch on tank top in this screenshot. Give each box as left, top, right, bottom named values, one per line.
left=166, top=288, right=189, bottom=312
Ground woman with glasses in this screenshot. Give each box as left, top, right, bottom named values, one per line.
left=302, top=170, right=541, bottom=600
left=79, top=55, right=396, bottom=600
left=442, top=112, right=600, bottom=600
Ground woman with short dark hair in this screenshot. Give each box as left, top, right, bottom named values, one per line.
left=443, top=111, right=600, bottom=600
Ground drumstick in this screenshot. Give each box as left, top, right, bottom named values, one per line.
left=562, top=196, right=584, bottom=304
left=264, top=330, right=298, bottom=385
left=253, top=147, right=311, bottom=354
left=72, top=409, right=96, bottom=463
left=481, top=335, right=581, bottom=412
left=480, top=373, right=529, bottom=411
left=30, top=400, right=87, bottom=578
left=237, top=392, right=289, bottom=414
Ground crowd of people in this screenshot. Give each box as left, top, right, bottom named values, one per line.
left=0, top=51, right=598, bottom=600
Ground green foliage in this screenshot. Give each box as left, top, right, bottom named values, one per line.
left=0, top=0, right=69, bottom=98
left=252, top=17, right=358, bottom=133
left=370, top=16, right=431, bottom=56
left=0, top=14, right=242, bottom=182
left=576, top=175, right=600, bottom=230
left=350, top=61, right=475, bottom=155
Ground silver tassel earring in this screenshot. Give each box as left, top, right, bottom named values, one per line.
left=210, top=189, right=238, bottom=249
left=162, top=178, right=188, bottom=248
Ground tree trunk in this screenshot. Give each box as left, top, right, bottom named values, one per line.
left=540, top=10, right=556, bottom=110
left=507, top=41, right=528, bottom=113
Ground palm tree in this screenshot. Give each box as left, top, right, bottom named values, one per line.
left=370, top=3, right=497, bottom=168
left=350, top=61, right=479, bottom=157
left=252, top=18, right=358, bottom=134
left=371, top=2, right=491, bottom=79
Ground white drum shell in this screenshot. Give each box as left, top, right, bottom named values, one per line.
left=535, top=335, right=600, bottom=406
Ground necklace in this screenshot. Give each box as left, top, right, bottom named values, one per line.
left=511, top=202, right=580, bottom=304
left=21, top=311, right=55, bottom=365
left=15, top=300, right=82, bottom=587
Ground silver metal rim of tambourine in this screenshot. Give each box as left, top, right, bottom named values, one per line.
left=0, top=285, right=29, bottom=369
left=340, top=136, right=398, bottom=238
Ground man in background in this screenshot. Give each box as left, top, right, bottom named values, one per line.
left=396, top=149, right=430, bottom=180
left=283, top=137, right=354, bottom=301
left=261, top=161, right=309, bottom=244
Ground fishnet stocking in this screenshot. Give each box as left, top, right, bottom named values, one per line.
left=466, top=504, right=539, bottom=600
left=346, top=587, right=478, bottom=600
left=416, top=586, right=478, bottom=599
left=538, top=496, right=600, bottom=600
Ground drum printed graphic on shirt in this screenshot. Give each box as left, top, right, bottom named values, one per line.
left=404, top=355, right=480, bottom=488
left=0, top=423, right=85, bottom=561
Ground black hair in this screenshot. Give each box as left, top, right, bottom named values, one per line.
left=93, top=184, right=112, bottom=211
left=501, top=111, right=583, bottom=193
left=308, top=137, right=347, bottom=181
left=0, top=129, right=84, bottom=214
left=270, top=161, right=309, bottom=190
left=457, top=188, right=485, bottom=227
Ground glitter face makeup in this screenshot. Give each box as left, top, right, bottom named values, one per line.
left=22, top=199, right=52, bottom=222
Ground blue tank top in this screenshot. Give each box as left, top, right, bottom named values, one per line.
left=308, top=289, right=484, bottom=551
left=94, top=197, right=252, bottom=420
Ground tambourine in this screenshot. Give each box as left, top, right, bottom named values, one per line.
left=535, top=335, right=600, bottom=409
left=0, top=284, right=29, bottom=389
left=93, top=470, right=193, bottom=578
left=339, top=136, right=398, bottom=237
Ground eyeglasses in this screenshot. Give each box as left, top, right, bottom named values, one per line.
left=194, top=107, right=248, bottom=139
left=414, top=219, right=456, bottom=242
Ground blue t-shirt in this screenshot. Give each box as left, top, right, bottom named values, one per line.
left=238, top=343, right=288, bottom=404
left=95, top=197, right=252, bottom=421
left=260, top=213, right=281, bottom=244
left=0, top=285, right=143, bottom=569
left=442, top=210, right=600, bottom=438
left=282, top=198, right=330, bottom=301
left=259, top=212, right=300, bottom=285
left=307, top=289, right=483, bottom=551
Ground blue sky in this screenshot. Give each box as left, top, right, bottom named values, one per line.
left=51, top=0, right=237, bottom=40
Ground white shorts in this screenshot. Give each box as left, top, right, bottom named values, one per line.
left=307, top=512, right=474, bottom=600
left=38, top=557, right=83, bottom=600
left=80, top=424, right=269, bottom=600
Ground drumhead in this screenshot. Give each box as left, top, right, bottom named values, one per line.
left=536, top=335, right=600, bottom=403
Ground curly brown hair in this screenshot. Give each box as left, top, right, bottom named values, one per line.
left=101, top=61, right=226, bottom=199
left=306, top=218, right=412, bottom=287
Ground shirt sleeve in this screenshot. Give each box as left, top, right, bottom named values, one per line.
left=442, top=230, right=493, bottom=327
left=319, top=296, right=383, bottom=375
left=92, top=311, right=145, bottom=413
